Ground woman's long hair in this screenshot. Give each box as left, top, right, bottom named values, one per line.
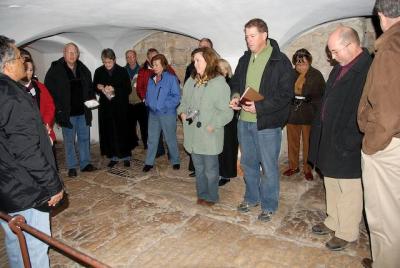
left=191, top=47, right=220, bottom=83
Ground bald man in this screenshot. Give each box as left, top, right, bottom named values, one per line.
left=308, top=27, right=372, bottom=251
left=358, top=0, right=400, bottom=266
left=45, top=43, right=96, bottom=177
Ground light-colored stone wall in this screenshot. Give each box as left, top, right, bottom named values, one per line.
left=283, top=17, right=376, bottom=80
left=133, top=32, right=199, bottom=85
left=132, top=17, right=378, bottom=153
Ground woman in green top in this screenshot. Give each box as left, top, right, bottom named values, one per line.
left=178, top=47, right=233, bottom=206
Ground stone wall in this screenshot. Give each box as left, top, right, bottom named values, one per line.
left=132, top=17, right=378, bottom=151
left=133, top=32, right=199, bottom=84
left=283, top=17, right=376, bottom=80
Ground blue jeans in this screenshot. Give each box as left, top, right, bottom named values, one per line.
left=145, top=113, right=180, bottom=165
left=238, top=120, right=282, bottom=212
left=0, top=209, right=50, bottom=268
left=62, top=115, right=91, bottom=170
left=191, top=153, right=219, bottom=202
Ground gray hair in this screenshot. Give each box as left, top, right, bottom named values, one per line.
left=375, top=0, right=400, bottom=18
left=0, top=35, right=16, bottom=73
left=63, top=42, right=80, bottom=56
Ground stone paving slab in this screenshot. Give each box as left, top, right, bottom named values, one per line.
left=0, top=145, right=369, bottom=267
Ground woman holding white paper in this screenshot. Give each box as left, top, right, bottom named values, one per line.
left=93, top=48, right=135, bottom=168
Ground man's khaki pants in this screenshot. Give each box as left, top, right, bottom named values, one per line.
left=362, top=138, right=400, bottom=268
left=323, top=177, right=363, bottom=242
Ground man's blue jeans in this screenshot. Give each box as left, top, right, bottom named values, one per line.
left=0, top=209, right=50, bottom=268
left=145, top=113, right=180, bottom=165
left=237, top=120, right=282, bottom=212
left=191, top=153, right=219, bottom=202
left=62, top=115, right=91, bottom=170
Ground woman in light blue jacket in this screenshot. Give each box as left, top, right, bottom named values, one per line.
left=178, top=47, right=233, bottom=206
left=143, top=54, right=181, bottom=172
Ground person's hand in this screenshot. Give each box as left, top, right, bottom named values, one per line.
left=229, top=97, right=241, bottom=110
left=206, top=125, right=214, bottom=133
left=97, top=84, right=104, bottom=91
left=48, top=190, right=64, bottom=207
left=105, top=85, right=114, bottom=93
left=242, top=101, right=256, bottom=113
left=180, top=113, right=187, bottom=122
left=44, top=124, right=51, bottom=134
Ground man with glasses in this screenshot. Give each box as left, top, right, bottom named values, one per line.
left=358, top=0, right=400, bottom=266
left=308, top=26, right=372, bottom=251
left=0, top=35, right=64, bottom=268
left=45, top=43, right=97, bottom=177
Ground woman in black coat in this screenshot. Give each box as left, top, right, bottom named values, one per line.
left=217, top=59, right=239, bottom=186
left=283, top=49, right=325, bottom=181
left=93, top=48, right=136, bottom=168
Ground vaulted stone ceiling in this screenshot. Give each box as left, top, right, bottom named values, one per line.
left=1, top=0, right=375, bottom=61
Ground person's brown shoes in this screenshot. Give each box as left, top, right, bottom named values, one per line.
left=283, top=168, right=300, bottom=176
left=197, top=198, right=205, bottom=205
left=312, top=222, right=333, bottom=235
left=196, top=199, right=215, bottom=206
left=304, top=172, right=314, bottom=181
left=361, top=258, right=372, bottom=268
left=325, top=236, right=350, bottom=251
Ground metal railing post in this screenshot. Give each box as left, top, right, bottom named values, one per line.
left=0, top=211, right=111, bottom=268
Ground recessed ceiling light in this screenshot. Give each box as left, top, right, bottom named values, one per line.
left=8, top=5, right=21, bottom=8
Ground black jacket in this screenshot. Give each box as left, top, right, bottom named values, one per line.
left=230, top=39, right=295, bottom=129
left=308, top=49, right=372, bottom=178
left=44, top=57, right=94, bottom=127
left=93, top=64, right=133, bottom=158
left=287, top=66, right=325, bottom=125
left=0, top=74, right=63, bottom=213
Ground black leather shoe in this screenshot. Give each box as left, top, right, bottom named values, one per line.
left=173, top=164, right=180, bottom=170
left=189, top=172, right=196, bottom=177
left=312, top=222, right=333, bottom=235
left=107, top=160, right=118, bottom=168
left=81, top=164, right=97, bottom=172
left=325, top=236, right=350, bottom=251
left=143, top=165, right=153, bottom=172
left=361, top=258, right=372, bottom=268
left=219, top=178, right=230, bottom=186
left=68, top=169, right=77, bottom=177
left=124, top=160, right=130, bottom=167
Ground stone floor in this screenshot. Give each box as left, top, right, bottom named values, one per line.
left=1, top=143, right=371, bottom=268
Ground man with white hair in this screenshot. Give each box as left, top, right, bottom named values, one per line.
left=45, top=42, right=97, bottom=177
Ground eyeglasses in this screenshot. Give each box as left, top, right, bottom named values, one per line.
left=330, top=43, right=351, bottom=56
left=5, top=55, right=25, bottom=64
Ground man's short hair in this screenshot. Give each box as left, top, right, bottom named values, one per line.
left=199, top=38, right=213, bottom=48
left=0, top=35, right=16, bottom=72
left=125, top=49, right=137, bottom=58
left=245, top=18, right=268, bottom=33
left=63, top=42, right=80, bottom=56
left=374, top=0, right=400, bottom=18
left=146, top=48, right=159, bottom=57
left=101, top=48, right=116, bottom=61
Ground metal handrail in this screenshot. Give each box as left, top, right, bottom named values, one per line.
left=0, top=211, right=111, bottom=268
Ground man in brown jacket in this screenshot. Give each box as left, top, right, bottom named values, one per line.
left=357, top=0, right=400, bottom=267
